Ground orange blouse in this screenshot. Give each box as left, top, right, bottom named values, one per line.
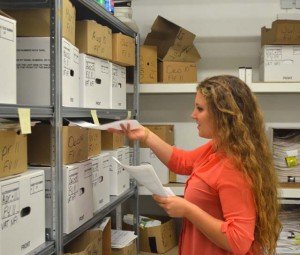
left=168, top=141, right=259, bottom=255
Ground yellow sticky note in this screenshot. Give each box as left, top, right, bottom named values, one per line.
left=91, top=110, right=100, bottom=126
left=285, top=156, right=298, bottom=168
left=126, top=110, right=132, bottom=120
left=18, top=108, right=31, bottom=134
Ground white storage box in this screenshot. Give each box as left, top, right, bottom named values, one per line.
left=0, top=170, right=45, bottom=255
left=0, top=12, right=16, bottom=104
left=104, top=148, right=130, bottom=196
left=63, top=161, right=93, bottom=234
left=17, top=37, right=80, bottom=106
left=79, top=53, right=110, bottom=109
left=109, top=63, right=126, bottom=109
left=260, top=45, right=300, bottom=82
left=91, top=153, right=110, bottom=213
left=140, top=148, right=169, bottom=184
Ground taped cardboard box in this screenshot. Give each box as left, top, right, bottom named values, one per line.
left=0, top=130, right=27, bottom=178
left=112, top=240, right=136, bottom=255
left=88, top=129, right=101, bottom=158
left=64, top=229, right=102, bottom=255
left=144, top=16, right=200, bottom=63
left=95, top=217, right=111, bottom=255
left=141, top=125, right=174, bottom=148
left=140, top=45, right=158, bottom=84
left=261, top=20, right=300, bottom=46
left=76, top=20, right=112, bottom=60
left=124, top=216, right=176, bottom=254
left=158, top=61, right=197, bottom=83
left=28, top=124, right=89, bottom=165
left=101, top=131, right=125, bottom=150
left=112, top=33, right=136, bottom=66
left=6, top=0, right=76, bottom=44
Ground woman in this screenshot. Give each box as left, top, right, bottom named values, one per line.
left=116, top=75, right=281, bottom=255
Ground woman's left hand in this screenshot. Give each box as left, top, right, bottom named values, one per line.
left=152, top=195, right=189, bottom=218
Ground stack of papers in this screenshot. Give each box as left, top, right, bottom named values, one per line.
left=273, top=131, right=300, bottom=183
left=112, top=157, right=175, bottom=197
left=123, top=214, right=161, bottom=228
left=111, top=229, right=137, bottom=249
left=277, top=208, right=300, bottom=254
left=68, top=119, right=142, bottom=130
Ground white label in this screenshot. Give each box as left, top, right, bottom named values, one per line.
left=30, top=174, right=44, bottom=195
left=85, top=60, right=96, bottom=87
left=68, top=172, right=78, bottom=203
left=1, top=182, right=20, bottom=230
left=286, top=149, right=298, bottom=157
left=0, top=17, right=15, bottom=41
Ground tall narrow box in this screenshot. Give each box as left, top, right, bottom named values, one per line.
left=140, top=45, right=157, bottom=84
left=79, top=53, right=111, bottom=108
left=0, top=170, right=45, bottom=255
left=109, top=63, right=127, bottom=109
left=63, top=161, right=93, bottom=234
left=91, top=153, right=110, bottom=213
left=0, top=11, right=16, bottom=104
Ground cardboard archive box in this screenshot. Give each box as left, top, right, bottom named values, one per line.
left=101, top=131, right=125, bottom=150
left=0, top=130, right=27, bottom=178
left=17, top=37, right=80, bottom=107
left=28, top=124, right=89, bottom=166
left=88, top=128, right=102, bottom=158
left=261, top=20, right=300, bottom=46
left=7, top=0, right=76, bottom=44
left=63, top=161, right=93, bottom=234
left=79, top=53, right=111, bottom=108
left=158, top=61, right=197, bottom=83
left=64, top=229, right=103, bottom=255
left=144, top=16, right=200, bottom=62
left=109, top=62, right=127, bottom=109
left=112, top=240, right=136, bottom=255
left=140, top=45, right=158, bottom=84
left=0, top=11, right=16, bottom=104
left=0, top=170, right=45, bottom=255
left=112, top=33, right=136, bottom=66
left=259, top=45, right=300, bottom=81
left=95, top=217, right=111, bottom=255
left=141, top=125, right=174, bottom=148
left=76, top=20, right=112, bottom=60
left=104, top=148, right=130, bottom=196
left=91, top=154, right=110, bottom=213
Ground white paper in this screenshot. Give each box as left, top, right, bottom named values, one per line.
left=68, top=120, right=100, bottom=129
left=98, top=119, right=142, bottom=130
left=112, top=157, right=175, bottom=197
left=111, top=229, right=137, bottom=248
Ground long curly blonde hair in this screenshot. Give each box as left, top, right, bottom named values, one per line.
left=198, top=75, right=281, bottom=254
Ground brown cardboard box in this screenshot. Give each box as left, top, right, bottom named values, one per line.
left=6, top=0, right=76, bottom=44
left=140, top=246, right=178, bottom=255
left=158, top=61, right=197, bottom=83
left=101, top=131, right=125, bottom=150
left=140, top=45, right=157, bottom=84
left=144, top=16, right=200, bottom=62
left=28, top=124, right=89, bottom=165
left=112, top=33, right=136, bottom=66
left=88, top=129, right=101, bottom=158
left=0, top=130, right=27, bottom=178
left=64, top=229, right=102, bottom=255
left=261, top=20, right=300, bottom=46
left=140, top=217, right=176, bottom=254
left=141, top=125, right=174, bottom=148
left=76, top=20, right=112, bottom=60
left=112, top=241, right=136, bottom=255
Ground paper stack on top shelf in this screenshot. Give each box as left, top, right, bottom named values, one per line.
left=273, top=130, right=300, bottom=183
left=277, top=209, right=300, bottom=254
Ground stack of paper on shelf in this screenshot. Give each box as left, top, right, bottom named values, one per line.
left=273, top=131, right=300, bottom=183
left=111, top=229, right=137, bottom=249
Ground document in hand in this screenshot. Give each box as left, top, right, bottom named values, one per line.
left=112, top=157, right=175, bottom=197
left=68, top=119, right=142, bottom=130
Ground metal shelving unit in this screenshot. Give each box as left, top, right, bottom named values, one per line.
left=0, top=0, right=140, bottom=254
